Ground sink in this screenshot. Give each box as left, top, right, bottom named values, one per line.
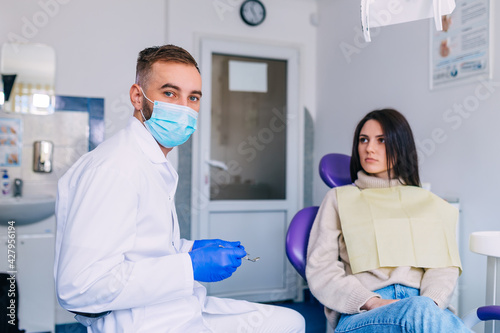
left=0, top=194, right=56, bottom=226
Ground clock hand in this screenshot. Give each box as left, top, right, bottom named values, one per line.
left=251, top=5, right=259, bottom=18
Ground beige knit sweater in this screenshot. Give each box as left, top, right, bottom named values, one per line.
left=306, top=171, right=459, bottom=328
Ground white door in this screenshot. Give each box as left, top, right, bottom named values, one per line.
left=192, top=39, right=302, bottom=302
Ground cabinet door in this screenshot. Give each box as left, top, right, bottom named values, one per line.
left=0, top=233, right=55, bottom=333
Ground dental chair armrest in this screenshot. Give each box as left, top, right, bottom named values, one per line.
left=462, top=305, right=500, bottom=329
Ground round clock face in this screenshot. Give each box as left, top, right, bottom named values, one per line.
left=240, top=0, right=266, bottom=26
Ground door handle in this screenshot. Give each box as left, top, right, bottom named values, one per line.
left=205, top=159, right=228, bottom=171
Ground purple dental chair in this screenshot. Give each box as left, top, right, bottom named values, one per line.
left=286, top=153, right=351, bottom=281
left=285, top=153, right=500, bottom=331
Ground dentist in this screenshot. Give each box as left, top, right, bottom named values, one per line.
left=54, top=44, right=305, bottom=332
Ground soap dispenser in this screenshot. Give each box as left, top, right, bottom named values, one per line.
left=33, top=140, right=53, bottom=173
left=1, top=169, right=11, bottom=197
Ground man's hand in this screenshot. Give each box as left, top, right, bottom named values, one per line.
left=188, top=245, right=247, bottom=282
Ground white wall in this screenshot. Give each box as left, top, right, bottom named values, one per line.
left=165, top=0, right=318, bottom=122
left=315, top=0, right=499, bottom=328
left=0, top=0, right=167, bottom=139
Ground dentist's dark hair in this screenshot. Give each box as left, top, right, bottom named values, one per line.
left=350, top=108, right=420, bottom=186
left=135, top=44, right=200, bottom=89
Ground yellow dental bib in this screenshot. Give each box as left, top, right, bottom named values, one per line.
left=337, top=185, right=462, bottom=275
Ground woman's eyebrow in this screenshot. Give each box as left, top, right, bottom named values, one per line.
left=359, top=134, right=384, bottom=137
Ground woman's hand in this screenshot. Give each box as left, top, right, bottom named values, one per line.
left=361, top=297, right=399, bottom=311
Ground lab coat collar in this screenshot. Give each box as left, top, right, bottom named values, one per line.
left=128, top=116, right=168, bottom=164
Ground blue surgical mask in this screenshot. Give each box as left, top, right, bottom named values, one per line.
left=140, top=88, right=198, bottom=148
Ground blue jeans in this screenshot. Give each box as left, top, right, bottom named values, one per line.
left=335, top=284, right=472, bottom=333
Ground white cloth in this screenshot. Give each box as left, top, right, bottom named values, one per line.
left=54, top=117, right=301, bottom=332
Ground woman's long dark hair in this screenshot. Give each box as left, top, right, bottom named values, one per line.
left=350, top=108, right=420, bottom=186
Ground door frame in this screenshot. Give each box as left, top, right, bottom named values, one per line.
left=191, top=38, right=303, bottom=300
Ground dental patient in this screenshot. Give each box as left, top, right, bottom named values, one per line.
left=306, top=108, right=471, bottom=332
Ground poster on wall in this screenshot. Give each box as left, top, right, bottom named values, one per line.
left=430, top=0, right=491, bottom=89
left=0, top=118, right=22, bottom=167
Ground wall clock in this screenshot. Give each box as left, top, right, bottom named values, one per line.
left=240, top=0, right=266, bottom=27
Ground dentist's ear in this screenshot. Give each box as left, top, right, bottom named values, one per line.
left=130, top=84, right=143, bottom=111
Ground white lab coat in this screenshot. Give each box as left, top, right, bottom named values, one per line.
left=54, top=117, right=256, bottom=332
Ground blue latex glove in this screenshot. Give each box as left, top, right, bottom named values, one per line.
left=192, top=239, right=243, bottom=251
left=189, top=244, right=247, bottom=282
